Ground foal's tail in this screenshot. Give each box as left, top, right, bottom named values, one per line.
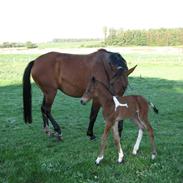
left=23, top=61, right=34, bottom=123
left=148, top=102, right=159, bottom=114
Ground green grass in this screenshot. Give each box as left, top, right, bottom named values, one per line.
left=0, top=50, right=183, bottom=183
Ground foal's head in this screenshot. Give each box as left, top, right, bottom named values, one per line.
left=81, top=77, right=113, bottom=105
left=80, top=77, right=96, bottom=105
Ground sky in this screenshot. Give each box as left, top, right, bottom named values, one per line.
left=0, top=0, right=182, bottom=42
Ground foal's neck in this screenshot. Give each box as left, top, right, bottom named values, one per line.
left=96, top=83, right=114, bottom=109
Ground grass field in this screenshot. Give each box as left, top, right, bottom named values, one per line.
left=0, top=48, right=183, bottom=183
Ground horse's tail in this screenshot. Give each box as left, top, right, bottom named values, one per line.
left=23, top=61, right=34, bottom=123
left=148, top=102, right=159, bottom=114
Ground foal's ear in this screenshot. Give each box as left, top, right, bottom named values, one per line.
left=91, top=76, right=96, bottom=82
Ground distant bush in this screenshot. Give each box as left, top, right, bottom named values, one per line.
left=0, top=41, right=38, bottom=49
left=25, top=41, right=38, bottom=49
left=0, top=42, right=23, bottom=48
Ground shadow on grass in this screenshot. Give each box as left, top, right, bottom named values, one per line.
left=0, top=76, right=182, bottom=138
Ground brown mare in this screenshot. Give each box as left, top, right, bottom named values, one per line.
left=23, top=49, right=136, bottom=140
left=80, top=77, right=158, bottom=164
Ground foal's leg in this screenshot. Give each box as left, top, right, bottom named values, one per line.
left=135, top=112, right=157, bottom=159
left=131, top=113, right=144, bottom=155
left=87, top=100, right=100, bottom=140
left=42, top=90, right=62, bottom=140
left=145, top=121, right=157, bottom=159
left=112, top=121, right=124, bottom=163
left=132, top=128, right=143, bottom=155
left=95, top=121, right=112, bottom=165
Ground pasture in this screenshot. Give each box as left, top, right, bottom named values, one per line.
left=0, top=48, right=182, bottom=183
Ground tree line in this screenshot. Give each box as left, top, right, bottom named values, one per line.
left=0, top=41, right=38, bottom=49
left=104, top=28, right=183, bottom=46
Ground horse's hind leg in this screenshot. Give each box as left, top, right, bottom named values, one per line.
left=42, top=90, right=62, bottom=140
left=41, top=97, right=52, bottom=136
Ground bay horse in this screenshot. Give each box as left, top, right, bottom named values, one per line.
left=23, top=49, right=136, bottom=140
left=80, top=77, right=158, bottom=164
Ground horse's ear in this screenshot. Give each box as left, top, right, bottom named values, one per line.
left=91, top=76, right=96, bottom=82
left=124, top=65, right=137, bottom=76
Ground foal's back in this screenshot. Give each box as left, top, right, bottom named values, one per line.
left=117, top=95, right=149, bottom=118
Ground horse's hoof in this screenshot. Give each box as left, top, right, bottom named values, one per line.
left=56, top=135, right=63, bottom=141
left=54, top=132, right=63, bottom=141
left=90, top=135, right=96, bottom=141
left=48, top=131, right=55, bottom=137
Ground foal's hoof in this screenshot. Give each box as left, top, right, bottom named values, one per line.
left=151, top=154, right=156, bottom=160
left=117, top=159, right=124, bottom=164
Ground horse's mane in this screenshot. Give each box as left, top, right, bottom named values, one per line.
left=109, top=52, right=128, bottom=70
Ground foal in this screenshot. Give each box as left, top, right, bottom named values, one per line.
left=80, top=77, right=158, bottom=164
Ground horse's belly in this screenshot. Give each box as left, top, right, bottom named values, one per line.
left=59, top=79, right=87, bottom=97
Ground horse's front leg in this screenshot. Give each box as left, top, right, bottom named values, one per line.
left=118, top=120, right=124, bottom=138
left=87, top=100, right=100, bottom=140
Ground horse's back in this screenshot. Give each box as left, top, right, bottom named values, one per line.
left=31, top=51, right=101, bottom=96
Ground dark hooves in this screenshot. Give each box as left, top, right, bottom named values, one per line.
left=54, top=133, right=63, bottom=141
left=90, top=135, right=96, bottom=141
left=87, top=131, right=96, bottom=140
left=56, top=136, right=63, bottom=141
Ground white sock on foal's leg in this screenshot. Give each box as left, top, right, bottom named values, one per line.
left=151, top=153, right=156, bottom=160
left=117, top=148, right=124, bottom=163
left=132, top=129, right=143, bottom=155
left=95, top=156, right=104, bottom=165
